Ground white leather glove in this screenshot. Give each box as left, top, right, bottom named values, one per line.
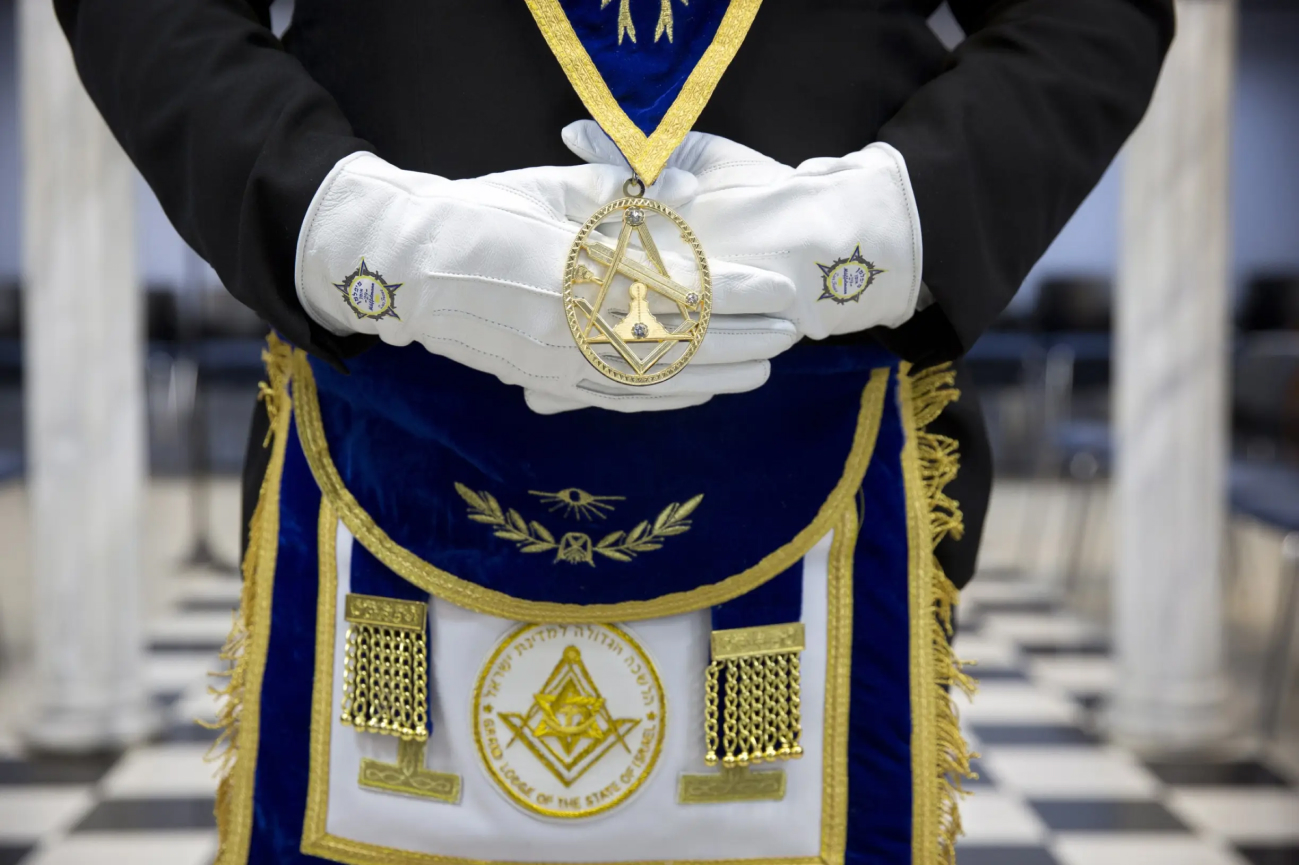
left=295, top=152, right=798, bottom=414
left=563, top=121, right=924, bottom=341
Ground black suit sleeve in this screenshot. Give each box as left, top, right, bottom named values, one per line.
left=873, top=0, right=1175, bottom=365
left=55, top=0, right=376, bottom=365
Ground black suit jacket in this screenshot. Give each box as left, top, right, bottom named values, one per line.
left=56, top=0, right=1174, bottom=587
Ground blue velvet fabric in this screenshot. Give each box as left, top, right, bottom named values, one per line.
left=247, top=415, right=329, bottom=865
left=245, top=366, right=918, bottom=864
left=559, top=0, right=730, bottom=136
left=309, top=341, right=892, bottom=606
left=351, top=540, right=426, bottom=602
left=711, top=562, right=802, bottom=630
left=844, top=372, right=913, bottom=863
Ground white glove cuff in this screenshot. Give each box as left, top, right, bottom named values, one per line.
left=294, top=151, right=448, bottom=338
left=848, top=141, right=925, bottom=330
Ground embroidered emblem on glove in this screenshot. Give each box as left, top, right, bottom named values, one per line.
left=334, top=259, right=402, bottom=321
left=816, top=246, right=885, bottom=305
left=456, top=482, right=701, bottom=566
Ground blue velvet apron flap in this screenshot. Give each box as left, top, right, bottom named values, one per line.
left=292, top=341, right=895, bottom=616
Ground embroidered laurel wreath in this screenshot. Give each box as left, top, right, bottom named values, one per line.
left=454, top=482, right=702, bottom=566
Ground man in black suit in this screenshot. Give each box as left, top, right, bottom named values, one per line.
left=54, top=0, right=1173, bottom=592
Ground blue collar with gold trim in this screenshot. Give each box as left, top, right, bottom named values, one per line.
left=524, top=0, right=763, bottom=182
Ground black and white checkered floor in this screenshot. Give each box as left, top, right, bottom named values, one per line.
left=0, top=570, right=1296, bottom=865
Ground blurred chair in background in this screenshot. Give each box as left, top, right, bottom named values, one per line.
left=0, top=282, right=18, bottom=669
left=143, top=251, right=266, bottom=575
left=1237, top=273, right=1299, bottom=335
left=1228, top=272, right=1299, bottom=739
left=1032, top=277, right=1113, bottom=597
left=0, top=282, right=21, bottom=485
left=962, top=276, right=1113, bottom=587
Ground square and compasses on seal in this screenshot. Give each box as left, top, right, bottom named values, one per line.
left=475, top=623, right=666, bottom=819
left=497, top=645, right=642, bottom=787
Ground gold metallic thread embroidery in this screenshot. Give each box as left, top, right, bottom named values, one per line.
left=901, top=362, right=978, bottom=865
left=677, top=766, right=787, bottom=804
left=522, top=0, right=765, bottom=183
left=601, top=0, right=686, bottom=44
left=529, top=488, right=624, bottom=520
left=358, top=739, right=462, bottom=805
left=212, top=335, right=292, bottom=865
left=314, top=502, right=462, bottom=811
left=302, top=501, right=865, bottom=863
left=497, top=645, right=642, bottom=786
left=456, top=482, right=701, bottom=566
left=605, top=0, right=636, bottom=42
left=223, top=364, right=967, bottom=865
left=291, top=348, right=889, bottom=622
left=816, top=246, right=885, bottom=306
left=335, top=259, right=402, bottom=321
left=711, top=622, right=805, bottom=660
left=654, top=0, right=683, bottom=41
left=472, top=623, right=666, bottom=819
left=341, top=593, right=429, bottom=742
left=678, top=515, right=857, bottom=809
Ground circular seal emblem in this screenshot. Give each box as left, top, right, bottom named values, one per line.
left=816, top=244, right=885, bottom=305
left=334, top=259, right=402, bottom=321
left=472, top=623, right=666, bottom=820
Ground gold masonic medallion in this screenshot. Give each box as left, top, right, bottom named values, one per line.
left=473, top=623, right=665, bottom=819
left=564, top=178, right=711, bottom=386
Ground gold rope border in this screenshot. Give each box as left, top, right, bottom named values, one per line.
left=212, top=356, right=970, bottom=864
left=522, top=0, right=764, bottom=183
left=212, top=334, right=294, bottom=865
left=301, top=503, right=856, bottom=865
left=303, top=497, right=341, bottom=845
left=291, top=349, right=889, bottom=623
left=819, top=506, right=857, bottom=865
left=899, top=362, right=978, bottom=865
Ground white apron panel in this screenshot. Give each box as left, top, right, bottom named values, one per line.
left=324, top=519, right=832, bottom=862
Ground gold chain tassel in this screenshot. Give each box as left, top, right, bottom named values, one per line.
left=703, top=660, right=721, bottom=764
left=341, top=594, right=429, bottom=743
left=704, top=623, right=805, bottom=768
left=721, top=658, right=738, bottom=766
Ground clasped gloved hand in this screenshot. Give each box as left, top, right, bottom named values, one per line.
left=295, top=151, right=798, bottom=414
left=562, top=120, right=924, bottom=342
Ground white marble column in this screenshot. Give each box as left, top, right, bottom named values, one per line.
left=1112, top=0, right=1237, bottom=750
left=18, top=0, right=152, bottom=749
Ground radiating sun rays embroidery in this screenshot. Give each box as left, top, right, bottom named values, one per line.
left=456, top=483, right=701, bottom=566
left=602, top=0, right=689, bottom=44
left=529, top=488, right=626, bottom=521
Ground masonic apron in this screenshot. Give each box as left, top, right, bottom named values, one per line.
left=211, top=3, right=976, bottom=863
